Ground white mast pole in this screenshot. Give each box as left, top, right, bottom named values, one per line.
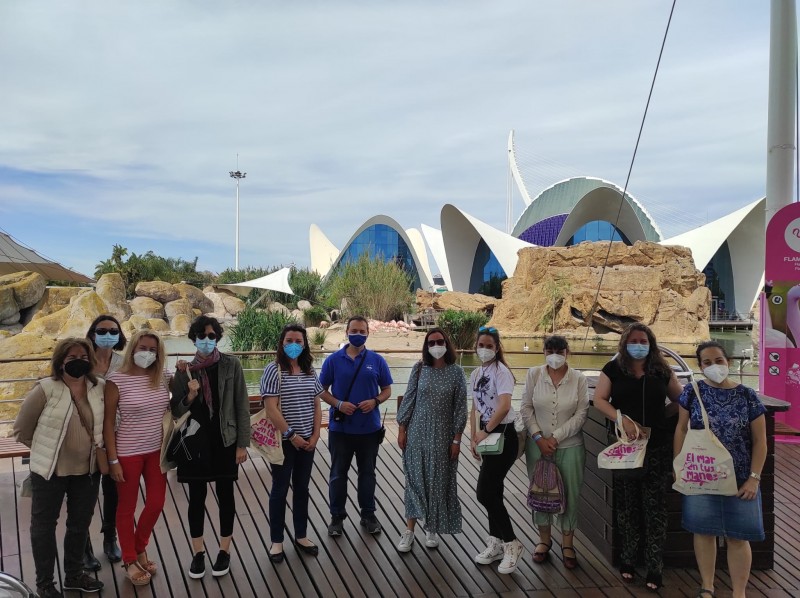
left=766, top=0, right=798, bottom=226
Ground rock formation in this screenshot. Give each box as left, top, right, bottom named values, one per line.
left=489, top=242, right=710, bottom=344
left=135, top=281, right=180, bottom=303
left=95, top=273, right=131, bottom=321
left=416, top=290, right=496, bottom=314
left=0, top=271, right=47, bottom=328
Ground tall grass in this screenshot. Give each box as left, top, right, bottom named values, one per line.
left=437, top=309, right=490, bottom=350
left=228, top=306, right=296, bottom=352
left=324, top=253, right=414, bottom=322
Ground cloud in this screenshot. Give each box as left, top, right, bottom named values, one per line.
left=0, top=0, right=779, bottom=276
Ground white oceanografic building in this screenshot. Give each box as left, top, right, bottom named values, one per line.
left=310, top=140, right=765, bottom=320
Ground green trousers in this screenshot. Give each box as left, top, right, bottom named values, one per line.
left=525, top=440, right=585, bottom=531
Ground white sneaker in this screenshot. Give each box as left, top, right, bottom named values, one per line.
left=396, top=530, right=414, bottom=553
left=497, top=539, right=524, bottom=574
left=474, top=536, right=504, bottom=564
left=425, top=531, right=439, bottom=548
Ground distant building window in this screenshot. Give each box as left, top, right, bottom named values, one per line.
left=337, top=223, right=421, bottom=288
left=469, top=239, right=506, bottom=297
left=567, top=220, right=631, bottom=245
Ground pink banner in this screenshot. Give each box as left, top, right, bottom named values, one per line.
left=761, top=202, right=800, bottom=437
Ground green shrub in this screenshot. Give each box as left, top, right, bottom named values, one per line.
left=311, top=329, right=327, bottom=347
left=303, top=305, right=329, bottom=327
left=437, top=309, right=490, bottom=350
left=228, top=306, right=296, bottom=352
left=324, top=253, right=414, bottom=321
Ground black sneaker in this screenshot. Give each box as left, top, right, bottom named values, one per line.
left=63, top=573, right=104, bottom=593
left=189, top=551, right=206, bottom=579
left=212, top=550, right=230, bottom=577
left=360, top=514, right=382, bottom=534
left=327, top=516, right=345, bottom=536
left=36, top=585, right=63, bottom=598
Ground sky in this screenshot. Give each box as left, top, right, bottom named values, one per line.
left=0, top=1, right=785, bottom=279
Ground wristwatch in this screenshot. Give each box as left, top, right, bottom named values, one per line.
left=750, top=471, right=761, bottom=482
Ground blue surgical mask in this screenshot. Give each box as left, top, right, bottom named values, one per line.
left=95, top=334, right=119, bottom=349
left=195, top=338, right=216, bottom=356
left=627, top=343, right=649, bottom=360
left=348, top=334, right=367, bottom=348
left=284, top=342, right=303, bottom=359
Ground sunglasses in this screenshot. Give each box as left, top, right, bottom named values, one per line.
left=95, top=328, right=120, bottom=336
left=197, top=333, right=217, bottom=340
left=427, top=339, right=446, bottom=347
left=478, top=326, right=497, bottom=333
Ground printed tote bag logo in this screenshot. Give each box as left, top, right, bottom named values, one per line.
left=672, top=380, right=737, bottom=496
left=598, top=415, right=649, bottom=470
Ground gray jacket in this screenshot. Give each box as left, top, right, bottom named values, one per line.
left=170, top=353, right=251, bottom=448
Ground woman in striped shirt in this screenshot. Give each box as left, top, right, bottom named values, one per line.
left=103, top=331, right=170, bottom=586
left=260, top=324, right=323, bottom=563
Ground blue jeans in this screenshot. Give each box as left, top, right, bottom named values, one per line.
left=328, top=430, right=381, bottom=518
left=269, top=441, right=315, bottom=543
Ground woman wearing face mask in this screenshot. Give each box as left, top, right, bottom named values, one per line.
left=469, top=326, right=525, bottom=574
left=103, top=331, right=171, bottom=587
left=14, top=338, right=106, bottom=598
left=171, top=316, right=250, bottom=579
left=593, top=323, right=683, bottom=592
left=674, top=341, right=766, bottom=598
left=83, top=315, right=127, bottom=568
left=260, top=324, right=323, bottom=563
left=519, top=336, right=589, bottom=569
left=395, top=328, right=467, bottom=553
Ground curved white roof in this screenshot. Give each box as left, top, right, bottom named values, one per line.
left=309, top=223, right=340, bottom=277
left=441, top=204, right=534, bottom=293
left=323, top=215, right=434, bottom=290
left=421, top=224, right=452, bottom=291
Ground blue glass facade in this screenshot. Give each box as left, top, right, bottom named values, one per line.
left=519, top=214, right=569, bottom=246
left=566, top=220, right=631, bottom=245
left=703, top=241, right=735, bottom=318
left=469, top=239, right=506, bottom=296
left=337, top=224, right=421, bottom=288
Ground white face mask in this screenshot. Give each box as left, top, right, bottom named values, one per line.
left=134, top=351, right=157, bottom=369
left=476, top=348, right=496, bottom=363
left=428, top=345, right=447, bottom=360
left=545, top=354, right=566, bottom=369
left=703, top=364, right=729, bottom=384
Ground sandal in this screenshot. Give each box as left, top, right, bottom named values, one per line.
left=123, top=562, right=151, bottom=586
left=532, top=541, right=552, bottom=564
left=645, top=572, right=663, bottom=592
left=137, top=552, right=157, bottom=576
left=562, top=546, right=578, bottom=570
left=620, top=563, right=635, bottom=583
left=697, top=590, right=715, bottom=597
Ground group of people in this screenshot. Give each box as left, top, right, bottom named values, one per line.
left=12, top=314, right=767, bottom=598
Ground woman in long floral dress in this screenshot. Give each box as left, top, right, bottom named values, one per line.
left=396, top=328, right=467, bottom=553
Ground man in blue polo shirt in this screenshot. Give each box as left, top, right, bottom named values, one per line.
left=319, top=315, right=392, bottom=536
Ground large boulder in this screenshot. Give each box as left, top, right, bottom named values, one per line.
left=95, top=273, right=131, bottom=321
left=268, top=302, right=291, bottom=316
left=0, top=271, right=47, bottom=320
left=416, top=290, right=496, bottom=314
left=489, top=241, right=711, bottom=344
left=130, top=296, right=166, bottom=320
left=170, top=314, right=192, bottom=334
left=127, top=315, right=152, bottom=331
left=135, top=281, right=180, bottom=303
left=297, top=300, right=313, bottom=311
left=22, top=290, right=108, bottom=339
left=148, top=318, right=170, bottom=333
left=164, top=298, right=194, bottom=322
left=222, top=295, right=246, bottom=316
left=174, top=283, right=214, bottom=314
left=0, top=332, right=56, bottom=420
left=29, top=287, right=83, bottom=322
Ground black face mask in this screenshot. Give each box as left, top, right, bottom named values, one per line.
left=64, top=359, right=92, bottom=379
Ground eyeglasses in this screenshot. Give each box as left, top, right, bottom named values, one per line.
left=197, top=333, right=217, bottom=340
left=427, top=339, right=446, bottom=347
left=95, top=328, right=120, bottom=336
left=478, top=326, right=497, bottom=333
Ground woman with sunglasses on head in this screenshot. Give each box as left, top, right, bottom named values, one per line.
left=103, top=331, right=171, bottom=587
left=396, top=328, right=467, bottom=553
left=82, top=315, right=127, bottom=569
left=171, top=315, right=250, bottom=579
left=14, top=338, right=106, bottom=597
left=520, top=336, right=589, bottom=569
left=674, top=341, right=766, bottom=598
left=593, top=323, right=683, bottom=592
left=260, top=324, right=323, bottom=563
left=469, top=326, right=524, bottom=574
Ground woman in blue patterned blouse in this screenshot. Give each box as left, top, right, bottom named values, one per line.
left=674, top=341, right=767, bottom=598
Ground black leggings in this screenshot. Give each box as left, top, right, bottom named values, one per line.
left=187, top=480, right=236, bottom=539
left=476, top=425, right=519, bottom=542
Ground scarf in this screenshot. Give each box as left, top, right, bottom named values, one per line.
left=189, top=348, right=221, bottom=416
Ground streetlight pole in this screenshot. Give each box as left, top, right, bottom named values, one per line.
left=229, top=168, right=246, bottom=271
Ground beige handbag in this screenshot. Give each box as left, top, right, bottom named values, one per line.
left=249, top=366, right=285, bottom=465
left=672, top=380, right=738, bottom=496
